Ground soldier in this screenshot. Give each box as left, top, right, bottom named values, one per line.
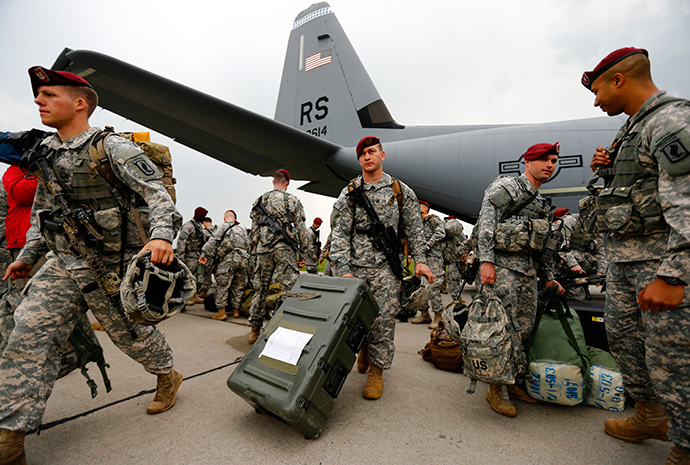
left=247, top=169, right=309, bottom=344
left=0, top=67, right=183, bottom=463
left=199, top=209, right=250, bottom=320
left=410, top=200, right=446, bottom=329
left=553, top=209, right=607, bottom=300
left=176, top=206, right=211, bottom=304
left=305, top=217, right=323, bottom=274
left=476, top=141, right=565, bottom=417
left=330, top=136, right=433, bottom=400
left=442, top=215, right=470, bottom=300
left=319, top=230, right=336, bottom=276
left=583, top=47, right=690, bottom=464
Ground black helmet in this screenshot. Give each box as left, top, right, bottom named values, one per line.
left=120, top=251, right=196, bottom=326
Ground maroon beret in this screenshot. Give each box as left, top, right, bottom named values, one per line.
left=444, top=215, right=457, bottom=220
left=313, top=217, right=323, bottom=225
left=194, top=206, right=208, bottom=220
left=276, top=168, right=290, bottom=182
left=29, top=66, right=93, bottom=97
left=523, top=142, right=560, bottom=161
left=356, top=136, right=381, bottom=158
left=581, top=47, right=648, bottom=90
left=553, top=208, right=569, bottom=218
left=419, top=200, right=430, bottom=207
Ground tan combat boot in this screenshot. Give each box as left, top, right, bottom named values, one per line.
left=428, top=313, right=443, bottom=330
left=248, top=326, right=262, bottom=345
left=230, top=308, right=240, bottom=318
left=0, top=430, right=27, bottom=465
left=147, top=369, right=183, bottom=415
left=605, top=400, right=670, bottom=442
left=486, top=383, right=517, bottom=417
left=357, top=343, right=369, bottom=373
left=666, top=446, right=690, bottom=465
left=507, top=383, right=540, bottom=404
left=363, top=365, right=383, bottom=400
left=211, top=307, right=228, bottom=321
left=410, top=310, right=431, bottom=325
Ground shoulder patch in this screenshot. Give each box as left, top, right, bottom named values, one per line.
left=656, top=125, right=690, bottom=177
left=128, top=155, right=162, bottom=180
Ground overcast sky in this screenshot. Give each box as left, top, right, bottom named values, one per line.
left=1, top=0, right=689, bottom=239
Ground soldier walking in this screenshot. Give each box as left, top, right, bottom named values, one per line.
left=583, top=47, right=690, bottom=465
left=247, top=169, right=309, bottom=344
left=330, top=136, right=433, bottom=400
left=305, top=217, right=322, bottom=274
left=410, top=200, right=446, bottom=329
left=0, top=67, right=183, bottom=464
left=176, top=206, right=211, bottom=304
left=199, top=210, right=250, bottom=321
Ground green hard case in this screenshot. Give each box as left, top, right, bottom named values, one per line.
left=227, top=274, right=379, bottom=438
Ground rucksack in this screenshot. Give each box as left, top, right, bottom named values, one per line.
left=89, top=126, right=177, bottom=203
left=419, top=321, right=464, bottom=373
left=459, top=287, right=523, bottom=400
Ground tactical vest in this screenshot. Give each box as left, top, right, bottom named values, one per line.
left=594, top=98, right=686, bottom=237
left=491, top=180, right=553, bottom=253
left=569, top=223, right=595, bottom=252
left=37, top=149, right=147, bottom=255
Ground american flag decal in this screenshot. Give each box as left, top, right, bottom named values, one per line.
left=305, top=49, right=332, bottom=72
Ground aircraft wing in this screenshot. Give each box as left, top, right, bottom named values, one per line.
left=51, top=48, right=341, bottom=181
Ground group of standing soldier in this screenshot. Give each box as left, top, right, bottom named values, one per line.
left=0, top=44, right=688, bottom=465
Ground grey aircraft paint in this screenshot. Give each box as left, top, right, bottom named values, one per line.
left=51, top=2, right=620, bottom=223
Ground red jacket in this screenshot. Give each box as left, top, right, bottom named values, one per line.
left=3, top=165, right=37, bottom=250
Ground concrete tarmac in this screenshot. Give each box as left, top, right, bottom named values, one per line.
left=25, top=287, right=671, bottom=465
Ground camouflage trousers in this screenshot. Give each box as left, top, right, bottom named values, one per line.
left=351, top=263, right=402, bottom=370
left=606, top=260, right=690, bottom=450
left=481, top=264, right=538, bottom=374
left=214, top=255, right=248, bottom=310
left=425, top=256, right=445, bottom=316
left=0, top=257, right=174, bottom=432
left=446, top=262, right=462, bottom=299
left=248, top=247, right=299, bottom=328
left=323, top=260, right=336, bottom=277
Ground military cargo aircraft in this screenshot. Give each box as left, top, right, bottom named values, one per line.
left=50, top=2, right=621, bottom=222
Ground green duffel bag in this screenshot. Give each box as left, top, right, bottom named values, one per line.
left=582, top=346, right=626, bottom=411
left=525, top=286, right=590, bottom=406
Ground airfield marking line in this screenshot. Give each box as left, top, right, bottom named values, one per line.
left=32, top=357, right=244, bottom=434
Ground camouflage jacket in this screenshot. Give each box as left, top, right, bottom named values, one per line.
left=18, top=127, right=181, bottom=270
left=250, top=188, right=309, bottom=254
left=556, top=214, right=607, bottom=274
left=200, top=221, right=250, bottom=273
left=306, top=225, right=321, bottom=263
left=442, top=218, right=469, bottom=263
left=330, top=172, right=427, bottom=275
left=603, top=91, right=690, bottom=283
left=175, top=219, right=209, bottom=260
left=422, top=214, right=445, bottom=260
left=476, top=173, right=553, bottom=279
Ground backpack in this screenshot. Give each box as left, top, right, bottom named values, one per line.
left=419, top=321, right=464, bottom=373
left=459, top=287, right=522, bottom=397
left=89, top=126, right=177, bottom=203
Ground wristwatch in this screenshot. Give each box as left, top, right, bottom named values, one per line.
left=660, top=276, right=686, bottom=286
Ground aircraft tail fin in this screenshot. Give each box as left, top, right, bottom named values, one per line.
left=274, top=3, right=403, bottom=147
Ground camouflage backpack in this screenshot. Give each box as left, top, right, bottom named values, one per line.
left=458, top=286, right=523, bottom=404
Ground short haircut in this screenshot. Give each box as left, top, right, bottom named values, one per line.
left=598, top=53, right=652, bottom=85
left=66, top=85, right=99, bottom=117
left=273, top=170, right=288, bottom=184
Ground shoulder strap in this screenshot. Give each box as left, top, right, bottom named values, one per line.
left=391, top=178, right=403, bottom=211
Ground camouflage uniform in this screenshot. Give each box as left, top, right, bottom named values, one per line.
left=330, top=172, right=427, bottom=369
left=248, top=188, right=309, bottom=328
left=305, top=225, right=320, bottom=274
left=0, top=127, right=181, bottom=432
left=442, top=218, right=469, bottom=298
left=421, top=214, right=445, bottom=316
left=598, top=92, right=690, bottom=452
left=476, top=173, right=554, bottom=373
left=175, top=218, right=210, bottom=292
left=200, top=221, right=250, bottom=310
left=555, top=213, right=607, bottom=300
left=320, top=231, right=336, bottom=277
left=0, top=181, right=11, bottom=274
